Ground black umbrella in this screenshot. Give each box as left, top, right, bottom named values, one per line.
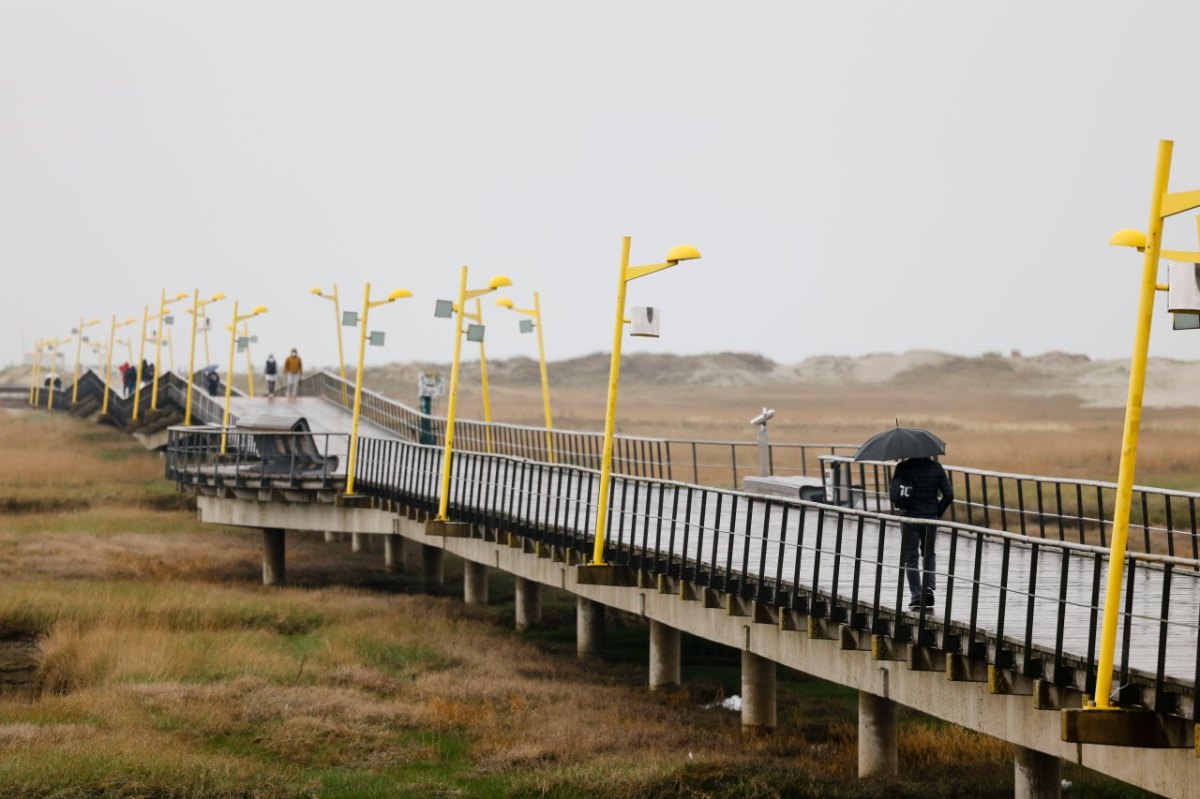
left=854, top=426, right=946, bottom=462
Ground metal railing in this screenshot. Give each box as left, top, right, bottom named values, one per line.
left=49, top=369, right=243, bottom=429
left=297, top=370, right=856, bottom=487
left=166, top=426, right=346, bottom=488
left=330, top=435, right=1199, bottom=720
left=822, top=455, right=1200, bottom=559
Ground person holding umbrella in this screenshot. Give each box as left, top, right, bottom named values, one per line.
left=855, top=426, right=953, bottom=610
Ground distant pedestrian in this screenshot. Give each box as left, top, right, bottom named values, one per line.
left=888, top=456, right=953, bottom=610
left=121, top=362, right=136, bottom=397
left=283, top=348, right=302, bottom=401
left=264, top=354, right=278, bottom=399
left=205, top=368, right=220, bottom=397
left=141, top=359, right=154, bottom=387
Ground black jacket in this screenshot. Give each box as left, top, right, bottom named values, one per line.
left=889, top=458, right=953, bottom=519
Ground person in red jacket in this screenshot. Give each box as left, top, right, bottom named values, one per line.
left=889, top=456, right=953, bottom=609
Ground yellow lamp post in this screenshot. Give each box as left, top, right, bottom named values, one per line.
left=184, top=291, right=225, bottom=425
left=590, top=237, right=700, bottom=566
left=102, top=315, right=137, bottom=416
left=457, top=298, right=496, bottom=452
left=343, top=284, right=413, bottom=496
left=132, top=305, right=151, bottom=421
left=70, top=317, right=101, bottom=405
left=45, top=335, right=73, bottom=410
left=220, top=302, right=268, bottom=455
left=1088, top=139, right=1200, bottom=712
left=495, top=292, right=555, bottom=461
left=309, top=285, right=350, bottom=406
left=150, top=290, right=188, bottom=411
left=29, top=338, right=44, bottom=406
left=433, top=269, right=512, bottom=522
left=222, top=318, right=260, bottom=397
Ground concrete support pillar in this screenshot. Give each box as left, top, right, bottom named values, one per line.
left=857, top=691, right=898, bottom=778
left=576, top=597, right=605, bottom=657
left=351, top=532, right=365, bottom=553
left=323, top=531, right=336, bottom=543
left=740, top=650, right=777, bottom=731
left=649, top=620, right=681, bottom=691
left=262, top=528, right=285, bottom=586
left=514, top=578, right=542, bottom=630
left=421, top=544, right=444, bottom=592
left=513, top=573, right=542, bottom=628
left=383, top=534, right=401, bottom=572
left=464, top=561, right=488, bottom=605
left=1014, top=746, right=1061, bottom=799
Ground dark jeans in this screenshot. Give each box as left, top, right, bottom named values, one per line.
left=901, top=521, right=937, bottom=603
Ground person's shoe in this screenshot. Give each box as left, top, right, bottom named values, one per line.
left=908, top=597, right=923, bottom=610
left=924, top=590, right=935, bottom=608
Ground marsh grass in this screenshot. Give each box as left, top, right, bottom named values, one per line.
left=0, top=410, right=1160, bottom=797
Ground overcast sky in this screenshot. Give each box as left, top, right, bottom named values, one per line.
left=4, top=1, right=1200, bottom=376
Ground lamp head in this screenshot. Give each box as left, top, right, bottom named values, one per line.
left=87, top=318, right=100, bottom=325
left=123, top=317, right=136, bottom=325
left=210, top=292, right=226, bottom=302
left=666, top=244, right=702, bottom=265
left=386, top=288, right=413, bottom=302
left=1109, top=229, right=1147, bottom=250
left=487, top=274, right=513, bottom=290
left=251, top=305, right=268, bottom=315
left=309, top=287, right=324, bottom=296
left=495, top=297, right=514, bottom=309
left=173, top=292, right=188, bottom=301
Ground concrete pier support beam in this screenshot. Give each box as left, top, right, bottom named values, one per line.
left=1014, top=746, right=1061, bottom=799
left=351, top=532, right=365, bottom=553
left=515, top=577, right=542, bottom=630
left=464, top=561, right=489, bottom=605
left=262, top=528, right=286, bottom=586
left=649, top=620, right=681, bottom=691
left=421, top=544, right=444, bottom=592
left=383, top=534, right=401, bottom=572
left=323, top=531, right=336, bottom=543
left=858, top=691, right=898, bottom=777
left=741, top=650, right=777, bottom=731
left=577, top=597, right=605, bottom=657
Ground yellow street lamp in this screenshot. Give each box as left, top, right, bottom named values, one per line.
left=102, top=315, right=137, bottom=416
left=28, top=338, right=44, bottom=406
left=219, top=302, right=268, bottom=455
left=45, top=335, right=73, bottom=410
left=184, top=291, right=225, bottom=425
left=344, top=284, right=412, bottom=495
left=70, top=318, right=101, bottom=405
left=590, top=237, right=700, bottom=566
left=455, top=298, right=497, bottom=452
left=242, top=322, right=256, bottom=397
left=151, top=290, right=188, bottom=411
left=496, top=292, right=555, bottom=461
left=310, top=285, right=350, bottom=406
left=224, top=320, right=260, bottom=397
left=433, top=269, right=512, bottom=522
left=1086, top=139, right=1200, bottom=714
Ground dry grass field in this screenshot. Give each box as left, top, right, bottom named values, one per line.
left=0, top=350, right=1182, bottom=797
